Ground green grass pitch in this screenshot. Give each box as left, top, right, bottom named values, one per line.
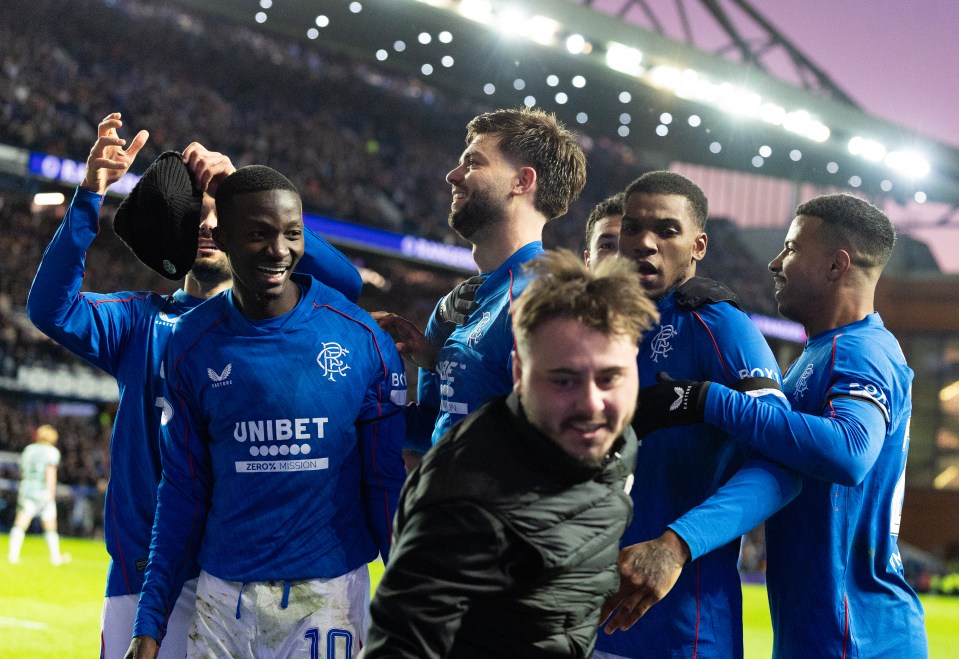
left=2, top=535, right=957, bottom=657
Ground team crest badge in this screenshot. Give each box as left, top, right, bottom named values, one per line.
left=649, top=324, right=677, bottom=363
left=317, top=342, right=351, bottom=381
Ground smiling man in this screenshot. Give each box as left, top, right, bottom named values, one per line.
left=126, top=166, right=407, bottom=659
left=363, top=250, right=658, bottom=658
left=27, top=114, right=363, bottom=659
left=374, top=107, right=587, bottom=457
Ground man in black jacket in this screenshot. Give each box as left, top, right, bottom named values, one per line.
left=363, top=250, right=659, bottom=658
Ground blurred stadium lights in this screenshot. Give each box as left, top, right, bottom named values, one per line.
left=404, top=0, right=947, bottom=188
left=934, top=465, right=958, bottom=490
left=33, top=192, right=65, bottom=206
left=169, top=0, right=959, bottom=208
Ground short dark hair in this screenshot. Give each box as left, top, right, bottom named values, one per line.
left=795, top=193, right=895, bottom=269
left=514, top=249, right=659, bottom=350
left=624, top=171, right=708, bottom=230
left=216, top=165, right=299, bottom=218
left=467, top=108, right=586, bottom=220
left=584, top=192, right=625, bottom=249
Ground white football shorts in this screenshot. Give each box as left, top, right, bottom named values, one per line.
left=100, top=577, right=197, bottom=659
left=188, top=565, right=370, bottom=658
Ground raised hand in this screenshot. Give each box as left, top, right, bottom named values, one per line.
left=182, top=141, right=236, bottom=196
left=81, top=112, right=149, bottom=195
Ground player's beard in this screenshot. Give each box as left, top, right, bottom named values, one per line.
left=448, top=187, right=504, bottom=241
left=190, top=255, right=232, bottom=286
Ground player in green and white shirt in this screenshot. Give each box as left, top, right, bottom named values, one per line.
left=7, top=424, right=69, bottom=565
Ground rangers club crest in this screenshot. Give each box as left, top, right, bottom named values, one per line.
left=317, top=342, right=351, bottom=381
left=649, top=324, right=677, bottom=363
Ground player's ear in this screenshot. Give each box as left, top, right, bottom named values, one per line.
left=692, top=231, right=707, bottom=262
left=511, top=349, right=523, bottom=393
left=828, top=249, right=851, bottom=279
left=512, top=166, right=537, bottom=198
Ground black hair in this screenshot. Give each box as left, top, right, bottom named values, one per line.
left=624, top=171, right=708, bottom=230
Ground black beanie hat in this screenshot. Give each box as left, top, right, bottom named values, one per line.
left=113, top=151, right=202, bottom=280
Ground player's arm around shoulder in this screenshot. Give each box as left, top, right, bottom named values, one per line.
left=691, top=301, right=783, bottom=390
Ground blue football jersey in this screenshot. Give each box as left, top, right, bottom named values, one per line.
left=704, top=313, right=927, bottom=657
left=766, top=315, right=925, bottom=658
left=26, top=187, right=363, bottom=597
left=416, top=242, right=542, bottom=447
left=133, top=274, right=406, bottom=640
left=597, top=287, right=793, bottom=659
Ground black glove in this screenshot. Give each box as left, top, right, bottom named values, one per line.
left=633, top=372, right=711, bottom=437
left=437, top=276, right=484, bottom=326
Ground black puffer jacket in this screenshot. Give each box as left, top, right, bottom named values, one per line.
left=365, top=393, right=637, bottom=658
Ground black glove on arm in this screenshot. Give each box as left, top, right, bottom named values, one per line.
left=633, top=372, right=711, bottom=438
left=436, top=275, right=485, bottom=326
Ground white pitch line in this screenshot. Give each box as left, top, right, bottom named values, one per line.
left=0, top=616, right=49, bottom=630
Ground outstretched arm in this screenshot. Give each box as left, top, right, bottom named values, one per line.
left=27, top=113, right=150, bottom=373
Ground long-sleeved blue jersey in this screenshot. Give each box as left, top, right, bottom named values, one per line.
left=133, top=273, right=406, bottom=641
left=704, top=313, right=927, bottom=658
left=597, top=285, right=799, bottom=659
left=26, top=187, right=362, bottom=597
left=414, top=241, right=542, bottom=448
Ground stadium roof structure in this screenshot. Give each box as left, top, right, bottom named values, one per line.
left=171, top=0, right=959, bottom=216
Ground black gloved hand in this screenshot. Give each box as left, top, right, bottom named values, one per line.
left=437, top=275, right=484, bottom=326
left=633, top=372, right=711, bottom=437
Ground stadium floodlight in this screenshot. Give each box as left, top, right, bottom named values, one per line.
left=459, top=0, right=493, bottom=24
left=648, top=65, right=681, bottom=90
left=759, top=102, right=786, bottom=126
left=914, top=191, right=928, bottom=203
left=716, top=84, right=761, bottom=117
left=34, top=192, right=65, bottom=206
left=886, top=150, right=931, bottom=178
left=414, top=0, right=452, bottom=7
left=848, top=136, right=886, bottom=162
left=527, top=15, right=560, bottom=46
left=806, top=121, right=830, bottom=143
left=566, top=34, right=587, bottom=54
left=606, top=42, right=643, bottom=76
left=571, top=75, right=586, bottom=88
left=496, top=7, right=528, bottom=37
